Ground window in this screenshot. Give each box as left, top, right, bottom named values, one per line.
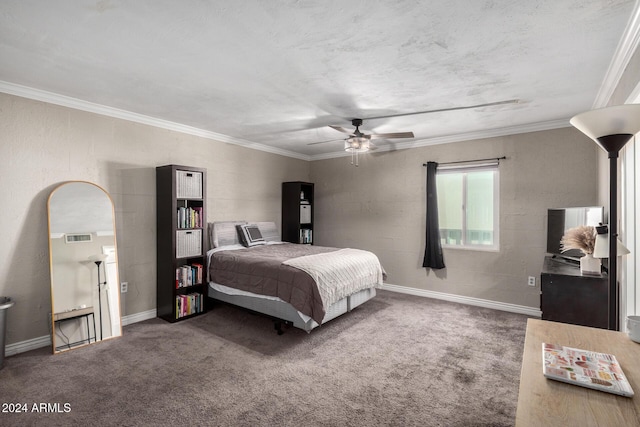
left=436, top=163, right=499, bottom=250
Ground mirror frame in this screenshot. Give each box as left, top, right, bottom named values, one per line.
left=47, top=181, right=122, bottom=354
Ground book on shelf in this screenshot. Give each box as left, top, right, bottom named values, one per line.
left=176, top=206, right=203, bottom=229
left=542, top=343, right=634, bottom=397
left=175, top=263, right=203, bottom=288
left=191, top=263, right=203, bottom=284
left=175, top=293, right=204, bottom=319
left=299, top=228, right=312, bottom=244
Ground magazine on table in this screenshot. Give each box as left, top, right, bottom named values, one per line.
left=542, top=343, right=634, bottom=397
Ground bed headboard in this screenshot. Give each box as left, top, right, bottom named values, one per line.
left=208, top=221, right=280, bottom=248
left=208, top=221, right=246, bottom=248
left=254, top=221, right=280, bottom=242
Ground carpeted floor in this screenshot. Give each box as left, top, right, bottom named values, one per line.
left=0, top=290, right=530, bottom=426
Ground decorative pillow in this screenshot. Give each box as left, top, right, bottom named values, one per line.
left=255, top=221, right=280, bottom=242
left=209, top=221, right=247, bottom=248
left=237, top=224, right=266, bottom=247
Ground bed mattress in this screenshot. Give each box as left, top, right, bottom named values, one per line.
left=208, top=243, right=382, bottom=323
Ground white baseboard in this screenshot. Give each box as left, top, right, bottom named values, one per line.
left=5, top=335, right=51, bottom=357
left=121, top=309, right=157, bottom=326
left=5, top=309, right=158, bottom=357
left=381, top=283, right=542, bottom=318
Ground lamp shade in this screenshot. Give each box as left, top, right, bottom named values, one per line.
left=570, top=104, right=640, bottom=151
left=593, top=226, right=630, bottom=259
left=593, top=235, right=631, bottom=258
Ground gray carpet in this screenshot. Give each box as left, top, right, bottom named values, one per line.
left=1, top=290, right=529, bottom=426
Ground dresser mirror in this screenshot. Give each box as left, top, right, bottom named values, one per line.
left=47, top=181, right=122, bottom=353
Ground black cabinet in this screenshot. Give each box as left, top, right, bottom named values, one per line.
left=156, top=165, right=207, bottom=322
left=282, top=181, right=314, bottom=244
left=540, top=256, right=609, bottom=329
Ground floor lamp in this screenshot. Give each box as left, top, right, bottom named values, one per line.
left=570, top=104, right=640, bottom=331
left=89, top=254, right=108, bottom=340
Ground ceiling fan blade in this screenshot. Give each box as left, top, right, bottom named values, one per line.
left=307, top=138, right=344, bottom=146
left=364, top=99, right=520, bottom=121
left=329, top=125, right=355, bottom=135
left=369, top=131, right=414, bottom=139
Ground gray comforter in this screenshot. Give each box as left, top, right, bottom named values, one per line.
left=209, top=243, right=342, bottom=323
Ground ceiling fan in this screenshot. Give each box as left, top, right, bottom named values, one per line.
left=307, top=99, right=520, bottom=166
left=309, top=117, right=410, bottom=166
left=308, top=118, right=410, bottom=166
left=309, top=118, right=414, bottom=149
left=307, top=118, right=413, bottom=148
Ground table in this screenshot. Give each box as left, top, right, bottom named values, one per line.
left=516, top=318, right=640, bottom=426
left=53, top=306, right=96, bottom=351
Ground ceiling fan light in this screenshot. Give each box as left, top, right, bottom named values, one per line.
left=344, top=137, right=369, bottom=152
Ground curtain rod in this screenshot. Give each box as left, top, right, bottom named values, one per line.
left=422, top=156, right=506, bottom=167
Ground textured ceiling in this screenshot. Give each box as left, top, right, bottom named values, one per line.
left=0, top=1, right=637, bottom=159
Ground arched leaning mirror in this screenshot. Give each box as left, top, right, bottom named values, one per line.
left=47, top=181, right=122, bottom=353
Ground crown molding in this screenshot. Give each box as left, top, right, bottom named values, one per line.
left=0, top=81, right=311, bottom=161
left=1, top=80, right=571, bottom=163
left=592, top=1, right=640, bottom=108
left=309, top=118, right=571, bottom=161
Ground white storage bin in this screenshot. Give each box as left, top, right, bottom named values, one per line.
left=176, top=170, right=203, bottom=199
left=300, top=204, right=311, bottom=224
left=176, top=229, right=202, bottom=258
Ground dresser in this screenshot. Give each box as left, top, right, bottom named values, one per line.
left=540, top=256, right=609, bottom=329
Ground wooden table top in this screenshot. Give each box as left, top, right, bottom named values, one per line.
left=516, top=318, right=640, bottom=426
left=53, top=306, right=94, bottom=321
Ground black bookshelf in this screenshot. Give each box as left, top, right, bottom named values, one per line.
left=282, top=181, right=314, bottom=244
left=156, top=165, right=207, bottom=322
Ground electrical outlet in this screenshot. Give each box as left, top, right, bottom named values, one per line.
left=120, top=282, right=128, bottom=293
left=527, top=276, right=536, bottom=287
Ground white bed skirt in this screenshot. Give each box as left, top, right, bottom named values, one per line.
left=208, top=282, right=376, bottom=333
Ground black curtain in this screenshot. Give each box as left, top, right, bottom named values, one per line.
left=423, top=161, right=445, bottom=269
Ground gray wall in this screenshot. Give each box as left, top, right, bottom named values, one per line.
left=0, top=90, right=601, bottom=347
left=310, top=128, right=600, bottom=308
left=0, top=92, right=309, bottom=345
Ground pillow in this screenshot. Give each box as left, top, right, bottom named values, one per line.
left=237, top=224, right=266, bottom=247
left=209, top=221, right=247, bottom=248
left=255, top=221, right=280, bottom=242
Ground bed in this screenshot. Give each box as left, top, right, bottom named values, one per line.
left=206, top=221, right=384, bottom=333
